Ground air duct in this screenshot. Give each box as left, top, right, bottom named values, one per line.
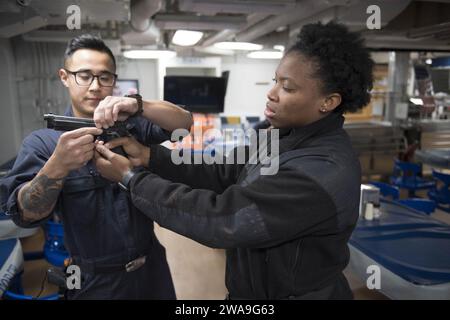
left=130, top=0, right=162, bottom=32
left=122, top=0, right=163, bottom=46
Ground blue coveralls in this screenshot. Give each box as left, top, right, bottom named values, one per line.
left=0, top=108, right=176, bottom=299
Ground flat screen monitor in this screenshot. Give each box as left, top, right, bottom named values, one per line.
left=163, top=76, right=226, bottom=113
left=222, top=70, right=230, bottom=96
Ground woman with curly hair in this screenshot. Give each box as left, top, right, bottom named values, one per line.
left=93, top=21, right=374, bottom=300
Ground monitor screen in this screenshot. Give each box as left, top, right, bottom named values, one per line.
left=163, top=76, right=226, bottom=113
left=222, top=70, right=230, bottom=96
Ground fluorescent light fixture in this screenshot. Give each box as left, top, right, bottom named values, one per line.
left=194, top=46, right=234, bottom=56
left=273, top=45, right=285, bottom=52
left=123, top=49, right=176, bottom=59
left=172, top=30, right=204, bottom=46
left=247, top=50, right=283, bottom=59
left=409, top=98, right=423, bottom=105
left=214, top=41, right=262, bottom=51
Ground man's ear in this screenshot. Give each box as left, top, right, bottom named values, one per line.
left=59, top=68, right=69, bottom=88
left=323, top=93, right=342, bottom=112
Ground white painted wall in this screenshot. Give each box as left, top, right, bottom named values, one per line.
left=116, top=57, right=159, bottom=100
left=221, top=55, right=279, bottom=118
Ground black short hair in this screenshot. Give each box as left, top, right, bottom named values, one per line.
left=64, top=34, right=116, bottom=70
left=287, top=21, right=374, bottom=113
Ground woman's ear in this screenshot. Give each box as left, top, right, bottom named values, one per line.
left=322, top=93, right=342, bottom=112
left=59, top=68, right=69, bottom=88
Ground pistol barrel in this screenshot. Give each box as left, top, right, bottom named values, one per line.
left=44, top=114, right=96, bottom=131
left=43, top=113, right=132, bottom=156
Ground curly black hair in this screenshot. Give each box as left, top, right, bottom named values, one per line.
left=287, top=21, right=374, bottom=113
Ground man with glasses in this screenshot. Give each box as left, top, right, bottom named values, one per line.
left=64, top=69, right=117, bottom=88
left=1, top=34, right=192, bottom=299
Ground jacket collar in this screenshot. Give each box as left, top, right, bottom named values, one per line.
left=278, top=112, right=345, bottom=152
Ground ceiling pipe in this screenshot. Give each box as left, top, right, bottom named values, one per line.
left=179, top=0, right=297, bottom=14
left=235, top=0, right=411, bottom=43
left=288, top=6, right=341, bottom=39
left=287, top=0, right=412, bottom=48
left=153, top=14, right=247, bottom=30
left=121, top=0, right=163, bottom=46
left=201, top=29, right=237, bottom=47
left=234, top=0, right=341, bottom=42
left=407, top=22, right=450, bottom=39
left=130, top=0, right=162, bottom=32
left=200, top=12, right=272, bottom=47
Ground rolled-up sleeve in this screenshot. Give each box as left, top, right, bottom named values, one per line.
left=0, top=131, right=53, bottom=227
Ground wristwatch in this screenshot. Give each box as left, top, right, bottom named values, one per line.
left=125, top=93, right=143, bottom=117
left=118, top=169, right=138, bottom=192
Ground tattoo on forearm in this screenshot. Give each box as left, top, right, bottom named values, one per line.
left=19, top=174, right=63, bottom=221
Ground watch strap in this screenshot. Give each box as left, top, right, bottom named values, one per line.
left=118, top=169, right=137, bottom=192
left=125, top=94, right=143, bottom=117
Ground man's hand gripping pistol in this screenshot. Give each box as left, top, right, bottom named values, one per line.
left=44, top=113, right=133, bottom=157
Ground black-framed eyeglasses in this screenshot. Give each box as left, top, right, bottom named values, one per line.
left=65, top=69, right=118, bottom=87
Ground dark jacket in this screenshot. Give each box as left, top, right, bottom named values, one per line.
left=128, top=112, right=361, bottom=299
left=0, top=108, right=176, bottom=299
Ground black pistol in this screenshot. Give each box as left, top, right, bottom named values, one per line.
left=44, top=113, right=133, bottom=157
